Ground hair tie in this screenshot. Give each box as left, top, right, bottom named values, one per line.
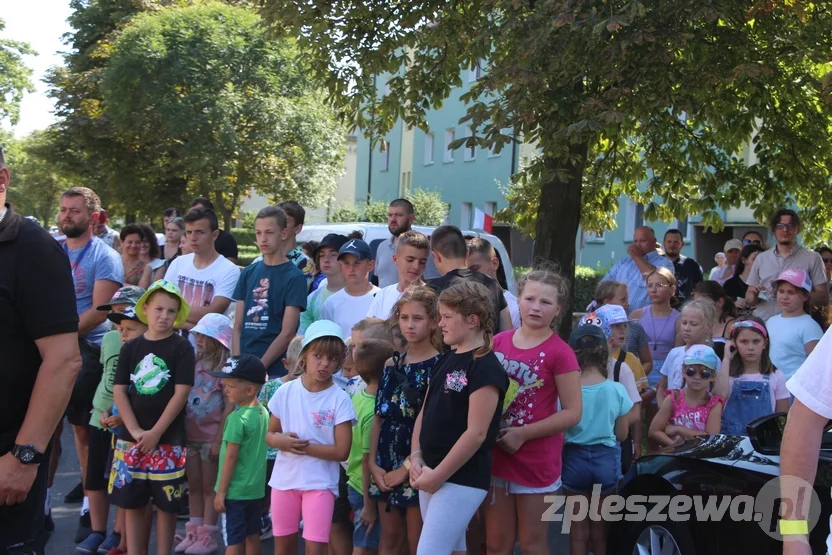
left=730, top=319, right=768, bottom=339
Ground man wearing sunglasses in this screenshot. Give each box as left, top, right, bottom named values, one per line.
left=745, top=208, right=828, bottom=320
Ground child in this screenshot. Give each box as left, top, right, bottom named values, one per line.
left=266, top=320, right=356, bottom=555
left=765, top=268, right=823, bottom=379
left=630, top=268, right=680, bottom=392
left=693, top=280, right=737, bottom=359
left=562, top=325, right=634, bottom=555
left=257, top=335, right=304, bottom=540
left=209, top=355, right=271, bottom=555
left=366, top=231, right=429, bottom=320
left=233, top=206, right=308, bottom=378
left=299, top=234, right=349, bottom=334
left=177, top=313, right=233, bottom=554
left=717, top=319, right=790, bottom=434
left=408, top=281, right=508, bottom=554
left=593, top=281, right=653, bottom=375
left=110, top=280, right=195, bottom=555
left=369, top=287, right=442, bottom=555
left=485, top=268, right=582, bottom=555
left=321, top=239, right=380, bottom=337
left=348, top=339, right=396, bottom=555
left=649, top=345, right=724, bottom=447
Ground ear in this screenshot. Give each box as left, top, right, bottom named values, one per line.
left=432, top=250, right=443, bottom=265
left=408, top=214, right=415, bottom=226
left=212, top=229, right=220, bottom=240
left=466, top=313, right=480, bottom=328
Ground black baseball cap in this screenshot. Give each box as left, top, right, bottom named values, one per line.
left=207, top=354, right=266, bottom=384
left=338, top=238, right=372, bottom=261
left=569, top=324, right=606, bottom=350
left=314, top=233, right=349, bottom=260
left=107, top=306, right=144, bottom=325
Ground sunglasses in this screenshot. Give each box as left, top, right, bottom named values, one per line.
left=823, top=258, right=832, bottom=265
left=743, top=239, right=762, bottom=245
left=685, top=367, right=713, bottom=380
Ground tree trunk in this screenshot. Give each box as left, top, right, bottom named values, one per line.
left=533, top=142, right=587, bottom=340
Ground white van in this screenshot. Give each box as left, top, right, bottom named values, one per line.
left=296, top=222, right=518, bottom=295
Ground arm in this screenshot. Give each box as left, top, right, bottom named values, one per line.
left=305, top=421, right=352, bottom=461
left=648, top=394, right=677, bottom=447
left=614, top=407, right=636, bottom=442
left=212, top=394, right=235, bottom=459
left=78, top=280, right=121, bottom=336
left=638, top=341, right=653, bottom=376
left=714, top=343, right=734, bottom=401
left=232, top=301, right=243, bottom=356
left=137, top=384, right=191, bottom=452
left=627, top=246, right=658, bottom=276
left=805, top=340, right=819, bottom=356
left=260, top=306, right=301, bottom=369
left=498, top=307, right=513, bottom=332
left=656, top=375, right=668, bottom=406
left=368, top=415, right=390, bottom=491
left=138, top=264, right=153, bottom=290
left=775, top=399, right=790, bottom=413
left=359, top=452, right=378, bottom=532
left=214, top=442, right=239, bottom=513
left=631, top=407, right=643, bottom=457
left=703, top=402, right=723, bottom=435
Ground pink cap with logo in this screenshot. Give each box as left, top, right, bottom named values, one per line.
left=773, top=268, right=813, bottom=293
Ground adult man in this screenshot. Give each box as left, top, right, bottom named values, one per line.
left=601, top=226, right=675, bottom=311
left=662, top=229, right=703, bottom=302
left=427, top=225, right=512, bottom=333
left=57, top=187, right=123, bottom=542
left=189, top=197, right=238, bottom=264
left=93, top=209, right=121, bottom=251
left=375, top=198, right=417, bottom=288
left=745, top=209, right=828, bottom=320
left=165, top=207, right=241, bottom=331
left=0, top=148, right=82, bottom=555
left=466, top=237, right=520, bottom=328
left=711, top=238, right=742, bottom=285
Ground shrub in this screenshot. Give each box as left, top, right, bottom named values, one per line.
left=330, top=204, right=359, bottom=223
left=363, top=200, right=389, bottom=223
left=407, top=189, right=447, bottom=226
left=573, top=266, right=604, bottom=313
left=231, top=227, right=256, bottom=247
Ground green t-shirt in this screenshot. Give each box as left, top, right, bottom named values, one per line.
left=299, top=284, right=337, bottom=335
left=215, top=404, right=270, bottom=500
left=90, top=330, right=122, bottom=429
left=346, top=391, right=376, bottom=495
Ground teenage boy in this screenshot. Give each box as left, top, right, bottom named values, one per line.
left=189, top=198, right=238, bottom=264
left=321, top=239, right=380, bottom=336
left=111, top=280, right=196, bottom=555
left=465, top=237, right=520, bottom=328
left=427, top=225, right=512, bottom=333
left=299, top=233, right=350, bottom=334
left=232, top=206, right=307, bottom=378
left=366, top=231, right=429, bottom=320
left=276, top=201, right=316, bottom=286
left=209, top=355, right=270, bottom=555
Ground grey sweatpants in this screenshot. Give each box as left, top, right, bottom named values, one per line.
left=416, top=482, right=487, bottom=555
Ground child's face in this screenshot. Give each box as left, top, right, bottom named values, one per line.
left=611, top=285, right=630, bottom=313
left=438, top=303, right=470, bottom=347
left=223, top=378, right=255, bottom=405
left=144, top=292, right=179, bottom=333
left=647, top=274, right=674, bottom=304
left=519, top=281, right=561, bottom=330
left=282, top=358, right=299, bottom=379
left=680, top=308, right=707, bottom=345
left=255, top=216, right=286, bottom=256
left=734, top=329, right=766, bottom=364
left=466, top=251, right=497, bottom=280
left=398, top=301, right=435, bottom=345
left=119, top=320, right=147, bottom=343
left=342, top=350, right=357, bottom=379
left=683, top=364, right=714, bottom=391
left=609, top=322, right=629, bottom=349
left=776, top=283, right=808, bottom=313
left=304, top=348, right=341, bottom=383
left=393, top=246, right=428, bottom=285
left=110, top=303, right=129, bottom=315
left=317, top=247, right=340, bottom=277
left=340, top=254, right=374, bottom=286
left=193, top=332, right=208, bottom=353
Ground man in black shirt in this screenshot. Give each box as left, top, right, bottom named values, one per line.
left=190, top=197, right=239, bottom=264
left=427, top=225, right=512, bottom=334
left=0, top=147, right=82, bottom=554
left=663, top=228, right=704, bottom=302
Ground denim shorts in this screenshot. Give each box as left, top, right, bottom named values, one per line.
left=224, top=498, right=263, bottom=546
left=347, top=486, right=381, bottom=549
left=561, top=443, right=620, bottom=495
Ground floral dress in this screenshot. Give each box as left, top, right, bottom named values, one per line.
left=370, top=352, right=441, bottom=509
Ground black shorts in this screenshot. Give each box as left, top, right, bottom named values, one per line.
left=85, top=427, right=113, bottom=492
left=263, top=459, right=275, bottom=511
left=108, top=440, right=186, bottom=514
left=0, top=443, right=51, bottom=554
left=224, top=499, right=263, bottom=546
left=331, top=466, right=352, bottom=526
left=66, top=340, right=103, bottom=426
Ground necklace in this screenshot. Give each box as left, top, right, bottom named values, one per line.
left=649, top=305, right=672, bottom=352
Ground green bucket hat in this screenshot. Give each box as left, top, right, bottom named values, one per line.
left=135, top=279, right=190, bottom=327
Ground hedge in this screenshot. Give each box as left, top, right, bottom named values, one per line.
left=514, top=265, right=605, bottom=313
left=231, top=228, right=256, bottom=247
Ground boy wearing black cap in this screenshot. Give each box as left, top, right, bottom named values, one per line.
left=299, top=233, right=349, bottom=334
left=210, top=355, right=270, bottom=555
left=321, top=239, right=380, bottom=336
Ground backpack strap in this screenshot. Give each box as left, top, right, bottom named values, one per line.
left=613, top=349, right=627, bottom=383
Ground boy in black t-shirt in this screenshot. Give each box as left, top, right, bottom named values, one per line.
left=111, top=279, right=195, bottom=555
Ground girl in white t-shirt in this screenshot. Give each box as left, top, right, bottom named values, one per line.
left=266, top=320, right=356, bottom=555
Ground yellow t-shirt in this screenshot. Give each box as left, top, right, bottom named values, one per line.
left=611, top=348, right=648, bottom=393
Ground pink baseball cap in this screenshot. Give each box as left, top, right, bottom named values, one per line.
left=773, top=268, right=812, bottom=293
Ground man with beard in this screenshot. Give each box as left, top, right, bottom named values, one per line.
left=0, top=148, right=82, bottom=554
left=57, top=187, right=123, bottom=543
left=374, top=198, right=423, bottom=288
left=662, top=228, right=703, bottom=302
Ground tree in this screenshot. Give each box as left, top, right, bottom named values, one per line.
left=260, top=0, right=832, bottom=336
left=99, top=2, right=345, bottom=229
left=0, top=18, right=35, bottom=127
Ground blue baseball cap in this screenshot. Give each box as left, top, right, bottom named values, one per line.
left=338, top=239, right=372, bottom=261
left=683, top=344, right=720, bottom=371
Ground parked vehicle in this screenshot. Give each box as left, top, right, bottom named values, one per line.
left=609, top=413, right=832, bottom=555
left=296, top=222, right=518, bottom=295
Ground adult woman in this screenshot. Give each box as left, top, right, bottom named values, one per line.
left=723, top=243, right=765, bottom=318
left=119, top=224, right=147, bottom=286
left=162, top=217, right=184, bottom=262
left=137, top=223, right=165, bottom=290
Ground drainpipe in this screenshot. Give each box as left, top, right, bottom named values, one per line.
left=366, top=75, right=377, bottom=206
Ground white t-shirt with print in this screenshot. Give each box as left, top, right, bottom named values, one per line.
left=320, top=286, right=380, bottom=336
left=366, top=284, right=404, bottom=320
left=607, top=358, right=641, bottom=404
left=164, top=253, right=240, bottom=312
left=268, top=378, right=356, bottom=495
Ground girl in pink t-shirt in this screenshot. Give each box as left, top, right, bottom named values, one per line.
left=484, top=266, right=582, bottom=555
left=649, top=345, right=724, bottom=448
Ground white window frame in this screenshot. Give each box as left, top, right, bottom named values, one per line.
left=586, top=230, right=605, bottom=243
left=672, top=218, right=693, bottom=241
left=443, top=129, right=455, bottom=163
left=424, top=133, right=435, bottom=165
left=485, top=201, right=497, bottom=216
left=464, top=127, right=476, bottom=162
left=488, top=142, right=501, bottom=158
left=381, top=143, right=390, bottom=172
left=461, top=202, right=473, bottom=229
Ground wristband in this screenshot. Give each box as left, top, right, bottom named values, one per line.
left=779, top=520, right=809, bottom=535
left=411, top=450, right=422, bottom=457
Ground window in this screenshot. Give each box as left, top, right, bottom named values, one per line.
left=424, top=133, right=434, bottom=165
left=381, top=143, right=390, bottom=172
left=485, top=201, right=497, bottom=216
left=399, top=171, right=412, bottom=197
left=624, top=200, right=644, bottom=240
left=468, top=60, right=484, bottom=82
left=461, top=202, right=473, bottom=229
left=587, top=230, right=605, bottom=243
left=443, top=129, right=455, bottom=163
left=464, top=127, right=476, bottom=162
left=489, top=142, right=501, bottom=157
left=673, top=217, right=690, bottom=240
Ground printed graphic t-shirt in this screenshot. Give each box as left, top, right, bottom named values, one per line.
left=420, top=350, right=508, bottom=491
left=91, top=330, right=122, bottom=429
left=65, top=237, right=124, bottom=344
left=164, top=253, right=240, bottom=313
left=215, top=404, right=270, bottom=501
left=113, top=333, right=196, bottom=445
left=234, top=260, right=308, bottom=377
left=268, top=378, right=356, bottom=496
left=492, top=330, right=580, bottom=488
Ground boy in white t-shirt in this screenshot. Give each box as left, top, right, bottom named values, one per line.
left=321, top=239, right=379, bottom=335
left=366, top=230, right=429, bottom=320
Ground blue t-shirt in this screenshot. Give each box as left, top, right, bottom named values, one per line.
left=65, top=237, right=124, bottom=344
left=233, top=260, right=307, bottom=377
left=565, top=380, right=633, bottom=448
left=767, top=313, right=824, bottom=379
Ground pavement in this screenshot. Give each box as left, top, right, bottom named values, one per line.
left=45, top=424, right=570, bottom=554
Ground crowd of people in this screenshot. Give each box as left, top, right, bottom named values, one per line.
left=3, top=141, right=832, bottom=555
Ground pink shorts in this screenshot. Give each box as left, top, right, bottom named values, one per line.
left=270, top=488, right=335, bottom=543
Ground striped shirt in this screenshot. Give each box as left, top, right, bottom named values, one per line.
left=602, top=251, right=675, bottom=311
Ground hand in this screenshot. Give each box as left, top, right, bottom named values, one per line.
left=129, top=427, right=146, bottom=444
left=0, top=453, right=38, bottom=506
left=369, top=463, right=391, bottom=492
left=209, top=441, right=221, bottom=462
left=214, top=491, right=226, bottom=514
left=411, top=465, right=441, bottom=494
left=627, top=243, right=644, bottom=259
left=383, top=465, right=409, bottom=489
left=724, top=339, right=737, bottom=362
left=735, top=298, right=748, bottom=309
left=136, top=428, right=161, bottom=454
left=359, top=502, right=378, bottom=535
left=408, top=457, right=424, bottom=485
left=665, top=425, right=682, bottom=437
left=496, top=427, right=527, bottom=454
left=276, top=432, right=310, bottom=455
left=99, top=411, right=110, bottom=428
left=748, top=284, right=763, bottom=299
left=105, top=414, right=123, bottom=429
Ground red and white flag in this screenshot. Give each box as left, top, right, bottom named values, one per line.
left=472, top=208, right=493, bottom=233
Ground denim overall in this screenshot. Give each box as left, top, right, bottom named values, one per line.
left=721, top=374, right=771, bottom=435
